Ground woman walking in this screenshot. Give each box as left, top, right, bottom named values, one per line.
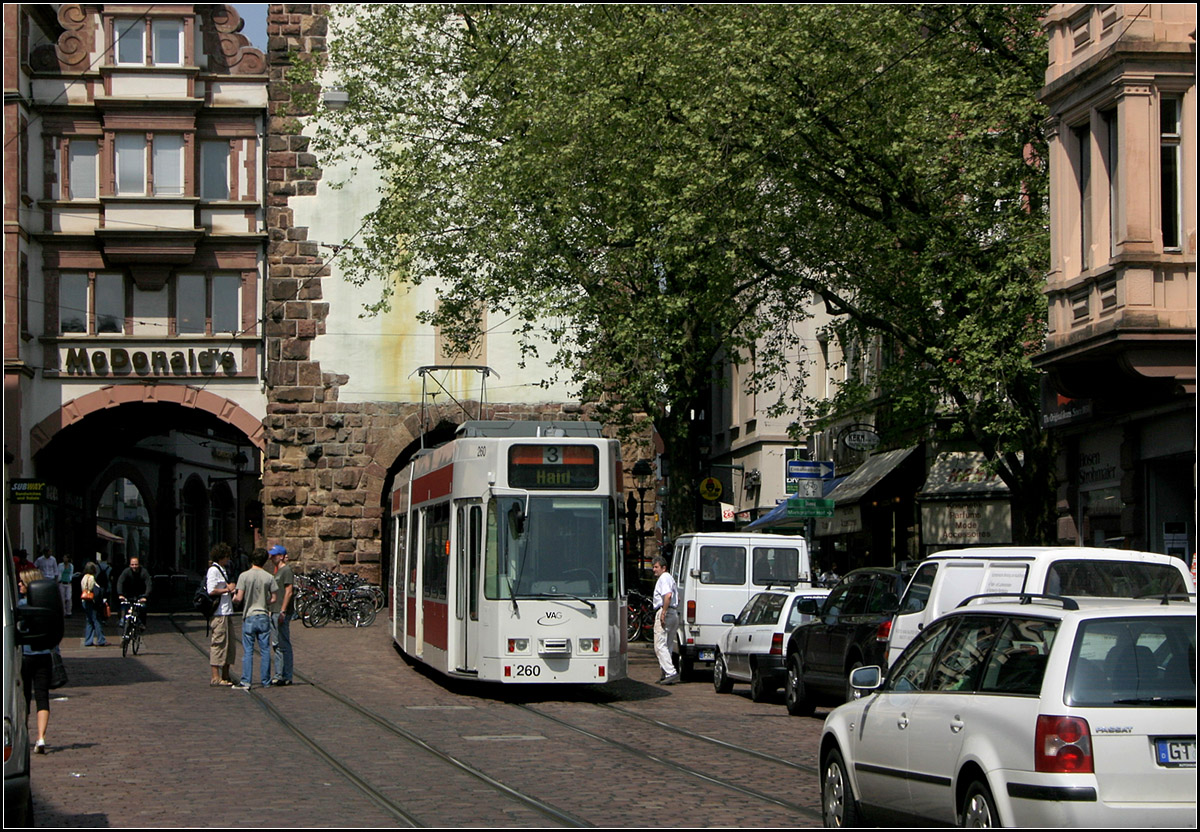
left=18, top=569, right=53, bottom=753
left=80, top=562, right=108, bottom=647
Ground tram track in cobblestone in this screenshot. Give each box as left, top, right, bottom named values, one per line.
left=169, top=617, right=590, bottom=828
left=512, top=702, right=824, bottom=822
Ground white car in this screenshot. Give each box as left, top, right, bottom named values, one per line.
left=819, top=594, right=1196, bottom=827
left=713, top=587, right=829, bottom=701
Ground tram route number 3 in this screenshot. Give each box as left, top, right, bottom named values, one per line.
left=513, top=664, right=542, bottom=677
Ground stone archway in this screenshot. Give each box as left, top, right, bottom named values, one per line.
left=30, top=384, right=265, bottom=457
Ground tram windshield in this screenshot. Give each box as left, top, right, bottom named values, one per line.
left=485, top=496, right=619, bottom=601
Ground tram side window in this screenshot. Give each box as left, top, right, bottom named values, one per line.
left=423, top=503, right=450, bottom=601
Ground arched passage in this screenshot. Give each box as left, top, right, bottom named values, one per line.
left=29, top=386, right=264, bottom=578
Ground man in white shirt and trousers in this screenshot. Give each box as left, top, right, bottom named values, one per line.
left=652, top=555, right=680, bottom=685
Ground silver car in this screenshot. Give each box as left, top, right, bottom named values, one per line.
left=819, top=595, right=1196, bottom=827
left=713, top=587, right=829, bottom=701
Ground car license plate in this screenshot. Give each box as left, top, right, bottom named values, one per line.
left=698, top=649, right=715, bottom=662
left=1155, top=738, right=1196, bottom=768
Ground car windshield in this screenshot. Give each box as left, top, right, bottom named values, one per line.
left=1044, top=560, right=1189, bottom=597
left=484, top=496, right=618, bottom=600
left=1065, top=615, right=1196, bottom=707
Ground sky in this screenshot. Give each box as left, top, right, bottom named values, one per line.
left=233, top=4, right=269, bottom=50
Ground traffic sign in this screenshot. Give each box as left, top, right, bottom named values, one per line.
left=785, top=498, right=835, bottom=518
left=786, top=460, right=835, bottom=480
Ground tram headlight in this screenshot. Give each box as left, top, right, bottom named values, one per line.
left=578, top=638, right=600, bottom=653
left=507, top=638, right=529, bottom=654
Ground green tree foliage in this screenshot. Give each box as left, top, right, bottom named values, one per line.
left=312, top=4, right=1054, bottom=541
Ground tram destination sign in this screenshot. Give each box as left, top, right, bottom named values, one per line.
left=508, top=444, right=599, bottom=490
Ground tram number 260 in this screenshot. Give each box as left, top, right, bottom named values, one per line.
left=512, top=664, right=542, bottom=678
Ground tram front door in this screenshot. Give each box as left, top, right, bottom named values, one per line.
left=456, top=502, right=483, bottom=673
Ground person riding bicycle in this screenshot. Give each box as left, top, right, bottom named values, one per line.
left=116, top=556, right=152, bottom=630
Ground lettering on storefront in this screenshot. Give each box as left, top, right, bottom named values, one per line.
left=62, top=347, right=238, bottom=378
left=922, top=501, right=1012, bottom=546
left=1077, top=451, right=1118, bottom=488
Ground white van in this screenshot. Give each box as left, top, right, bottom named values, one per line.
left=669, top=532, right=813, bottom=678
left=887, top=546, right=1195, bottom=665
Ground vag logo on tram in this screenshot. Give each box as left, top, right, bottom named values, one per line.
left=538, top=611, right=566, bottom=625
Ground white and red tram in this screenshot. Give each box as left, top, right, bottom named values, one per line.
left=390, top=421, right=628, bottom=683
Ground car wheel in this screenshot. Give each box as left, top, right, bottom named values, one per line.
left=822, top=746, right=862, bottom=827
left=960, top=779, right=998, bottom=827
left=844, top=660, right=864, bottom=703
left=785, top=654, right=815, bottom=717
left=713, top=651, right=733, bottom=694
left=749, top=665, right=771, bottom=702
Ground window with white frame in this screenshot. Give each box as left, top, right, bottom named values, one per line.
left=153, top=134, right=184, bottom=195
left=68, top=139, right=98, bottom=200
left=152, top=19, right=183, bottom=66
left=176, top=273, right=242, bottom=335
left=59, top=272, right=126, bottom=335
left=115, top=19, right=145, bottom=65
left=200, top=140, right=230, bottom=200
left=115, top=134, right=146, bottom=195
left=1160, top=96, right=1181, bottom=250
left=115, top=133, right=187, bottom=196
left=114, top=18, right=183, bottom=66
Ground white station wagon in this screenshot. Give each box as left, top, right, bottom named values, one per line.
left=820, top=594, right=1196, bottom=827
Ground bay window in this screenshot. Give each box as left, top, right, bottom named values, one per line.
left=59, top=272, right=126, bottom=335
left=68, top=139, right=98, bottom=200
left=115, top=134, right=146, bottom=195
left=176, top=273, right=242, bottom=335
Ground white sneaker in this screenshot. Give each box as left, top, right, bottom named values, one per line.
left=35, top=739, right=46, bottom=754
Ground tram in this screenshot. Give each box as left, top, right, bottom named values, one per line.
left=389, top=421, right=628, bottom=683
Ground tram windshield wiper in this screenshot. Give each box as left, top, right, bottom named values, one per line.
left=528, top=593, right=596, bottom=612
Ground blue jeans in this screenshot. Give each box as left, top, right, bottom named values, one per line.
left=82, top=600, right=107, bottom=646
left=241, top=615, right=271, bottom=687
left=270, top=614, right=293, bottom=682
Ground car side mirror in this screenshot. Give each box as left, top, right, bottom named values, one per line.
left=721, top=613, right=737, bottom=624
left=16, top=579, right=65, bottom=651
left=849, top=665, right=882, bottom=692
left=797, top=599, right=820, bottom=616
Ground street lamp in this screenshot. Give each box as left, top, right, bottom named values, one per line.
left=631, top=459, right=655, bottom=577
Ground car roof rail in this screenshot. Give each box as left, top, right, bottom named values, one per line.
left=956, top=592, right=1079, bottom=611
left=1139, top=591, right=1199, bottom=605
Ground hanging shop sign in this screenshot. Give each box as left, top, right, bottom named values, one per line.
left=839, top=424, right=881, bottom=452
left=60, top=346, right=238, bottom=378
left=699, top=477, right=723, bottom=501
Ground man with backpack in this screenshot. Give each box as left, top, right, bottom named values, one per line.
left=205, top=544, right=237, bottom=686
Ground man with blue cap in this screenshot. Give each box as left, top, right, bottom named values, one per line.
left=267, top=544, right=295, bottom=686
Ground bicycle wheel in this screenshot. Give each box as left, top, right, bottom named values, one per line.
left=307, top=600, right=332, bottom=628
left=132, top=629, right=142, bottom=655
left=349, top=599, right=376, bottom=628
left=627, top=604, right=643, bottom=642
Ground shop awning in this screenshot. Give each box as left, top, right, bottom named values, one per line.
left=96, top=524, right=124, bottom=543
left=826, top=447, right=919, bottom=505
left=744, top=499, right=800, bottom=531
left=917, top=452, right=1013, bottom=500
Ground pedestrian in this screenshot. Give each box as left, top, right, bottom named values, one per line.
left=267, top=545, right=295, bottom=687
left=206, top=543, right=237, bottom=686
left=34, top=549, right=60, bottom=585
left=651, top=555, right=680, bottom=685
left=58, top=555, right=74, bottom=616
left=232, top=547, right=277, bottom=690
left=17, top=568, right=54, bottom=754
left=79, top=562, right=108, bottom=647
left=116, top=556, right=152, bottom=629
left=95, top=552, right=113, bottom=615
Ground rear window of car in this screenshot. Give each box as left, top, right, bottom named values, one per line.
left=752, top=546, right=801, bottom=586
left=1044, top=560, right=1189, bottom=597
left=699, top=546, right=745, bottom=585
left=1065, top=615, right=1196, bottom=707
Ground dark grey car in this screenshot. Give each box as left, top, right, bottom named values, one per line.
left=783, top=567, right=908, bottom=716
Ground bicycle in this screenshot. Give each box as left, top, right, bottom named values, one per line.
left=119, top=599, right=147, bottom=658
left=626, top=589, right=654, bottom=642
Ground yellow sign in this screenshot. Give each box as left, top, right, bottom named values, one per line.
left=699, top=477, right=723, bottom=501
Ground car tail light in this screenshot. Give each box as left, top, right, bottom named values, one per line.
left=687, top=600, right=696, bottom=623
left=1035, top=715, right=1093, bottom=773
left=770, top=633, right=784, bottom=656
left=875, top=618, right=892, bottom=643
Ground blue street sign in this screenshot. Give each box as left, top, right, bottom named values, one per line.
left=786, top=460, right=835, bottom=480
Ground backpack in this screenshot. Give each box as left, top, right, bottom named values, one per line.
left=193, top=564, right=227, bottom=618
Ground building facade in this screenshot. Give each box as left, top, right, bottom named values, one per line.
left=4, top=4, right=268, bottom=575
left=1037, top=4, right=1195, bottom=556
